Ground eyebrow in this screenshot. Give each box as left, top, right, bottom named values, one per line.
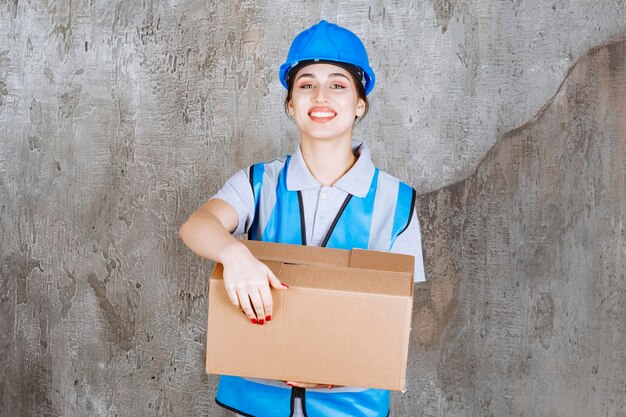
left=295, top=73, right=350, bottom=81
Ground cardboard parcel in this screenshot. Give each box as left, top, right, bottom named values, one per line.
left=205, top=240, right=415, bottom=391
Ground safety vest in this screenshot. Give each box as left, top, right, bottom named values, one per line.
left=215, top=155, right=416, bottom=417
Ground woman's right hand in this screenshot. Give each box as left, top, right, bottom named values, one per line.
left=179, top=198, right=287, bottom=324
left=220, top=242, right=289, bottom=325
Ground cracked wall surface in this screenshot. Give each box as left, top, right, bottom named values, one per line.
left=413, top=40, right=626, bottom=417
left=1, top=1, right=625, bottom=416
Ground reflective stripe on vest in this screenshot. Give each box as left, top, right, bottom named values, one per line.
left=216, top=155, right=414, bottom=417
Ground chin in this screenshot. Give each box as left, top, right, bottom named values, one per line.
left=300, top=127, right=354, bottom=142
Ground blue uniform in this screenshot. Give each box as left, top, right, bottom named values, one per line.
left=210, top=141, right=425, bottom=417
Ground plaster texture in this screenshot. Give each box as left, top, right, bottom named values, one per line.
left=1, top=1, right=625, bottom=416
left=413, top=39, right=626, bottom=417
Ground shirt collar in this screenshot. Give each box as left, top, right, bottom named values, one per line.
left=286, top=140, right=376, bottom=198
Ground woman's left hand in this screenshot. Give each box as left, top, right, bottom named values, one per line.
left=285, top=381, right=343, bottom=389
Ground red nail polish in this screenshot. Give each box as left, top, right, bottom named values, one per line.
left=282, top=282, right=289, bottom=288
left=259, top=319, right=265, bottom=325
left=287, top=383, right=294, bottom=387
left=266, top=315, right=272, bottom=322
left=251, top=318, right=258, bottom=324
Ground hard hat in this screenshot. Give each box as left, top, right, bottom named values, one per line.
left=279, top=20, right=376, bottom=95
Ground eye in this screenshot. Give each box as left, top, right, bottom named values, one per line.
left=330, top=83, right=347, bottom=89
left=297, top=83, right=315, bottom=89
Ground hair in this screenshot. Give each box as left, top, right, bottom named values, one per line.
left=283, top=60, right=369, bottom=124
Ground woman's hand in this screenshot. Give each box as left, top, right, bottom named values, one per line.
left=285, top=381, right=343, bottom=389
left=178, top=199, right=288, bottom=324
left=221, top=242, right=288, bottom=324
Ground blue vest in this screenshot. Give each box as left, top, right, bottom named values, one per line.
left=215, top=156, right=416, bottom=417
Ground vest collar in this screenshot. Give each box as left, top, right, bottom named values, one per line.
left=286, top=140, right=376, bottom=198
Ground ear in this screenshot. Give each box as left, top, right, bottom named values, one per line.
left=287, top=100, right=295, bottom=117
left=356, top=98, right=366, bottom=117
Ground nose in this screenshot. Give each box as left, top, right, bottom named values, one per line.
left=314, top=87, right=328, bottom=103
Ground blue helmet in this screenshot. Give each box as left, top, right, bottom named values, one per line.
left=279, top=20, right=376, bottom=95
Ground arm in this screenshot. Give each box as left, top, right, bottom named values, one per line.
left=179, top=198, right=242, bottom=262
left=179, top=198, right=288, bottom=324
left=390, top=210, right=426, bottom=282
left=184, top=199, right=327, bottom=388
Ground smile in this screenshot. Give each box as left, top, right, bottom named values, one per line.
left=308, top=107, right=337, bottom=122
left=310, top=111, right=336, bottom=117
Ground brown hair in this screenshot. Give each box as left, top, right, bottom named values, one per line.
left=283, top=60, right=369, bottom=123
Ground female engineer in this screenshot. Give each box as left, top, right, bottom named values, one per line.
left=179, top=20, right=425, bottom=417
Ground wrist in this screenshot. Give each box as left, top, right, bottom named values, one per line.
left=219, top=240, right=250, bottom=265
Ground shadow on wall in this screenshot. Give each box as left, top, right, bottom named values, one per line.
left=412, top=39, right=626, bottom=414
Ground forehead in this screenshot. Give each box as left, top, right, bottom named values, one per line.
left=293, top=63, right=351, bottom=79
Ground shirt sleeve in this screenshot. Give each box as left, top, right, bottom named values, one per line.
left=208, top=168, right=255, bottom=237
left=390, top=210, right=426, bottom=282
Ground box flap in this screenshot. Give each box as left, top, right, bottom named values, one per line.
left=243, top=240, right=351, bottom=267
left=212, top=261, right=284, bottom=281
left=278, top=264, right=411, bottom=296
left=349, top=249, right=414, bottom=275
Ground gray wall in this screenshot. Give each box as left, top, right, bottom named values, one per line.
left=1, top=1, right=625, bottom=416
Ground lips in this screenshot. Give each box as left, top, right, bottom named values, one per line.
left=308, top=106, right=336, bottom=123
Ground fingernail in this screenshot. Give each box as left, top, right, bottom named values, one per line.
left=266, top=315, right=272, bottom=322
left=286, top=382, right=294, bottom=386
left=282, top=282, right=289, bottom=288
left=259, top=319, right=265, bottom=325
left=251, top=318, right=258, bottom=325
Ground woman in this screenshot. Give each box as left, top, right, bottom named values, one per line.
left=179, top=20, right=425, bottom=417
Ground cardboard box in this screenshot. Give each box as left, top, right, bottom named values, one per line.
left=205, top=240, right=414, bottom=391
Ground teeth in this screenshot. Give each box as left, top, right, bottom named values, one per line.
left=310, top=112, right=335, bottom=117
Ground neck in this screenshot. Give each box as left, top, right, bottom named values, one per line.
left=299, top=136, right=357, bottom=187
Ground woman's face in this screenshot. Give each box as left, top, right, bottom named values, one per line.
left=287, top=63, right=366, bottom=143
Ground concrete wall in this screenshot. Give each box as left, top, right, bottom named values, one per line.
left=1, top=1, right=625, bottom=416
left=413, top=40, right=626, bottom=417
